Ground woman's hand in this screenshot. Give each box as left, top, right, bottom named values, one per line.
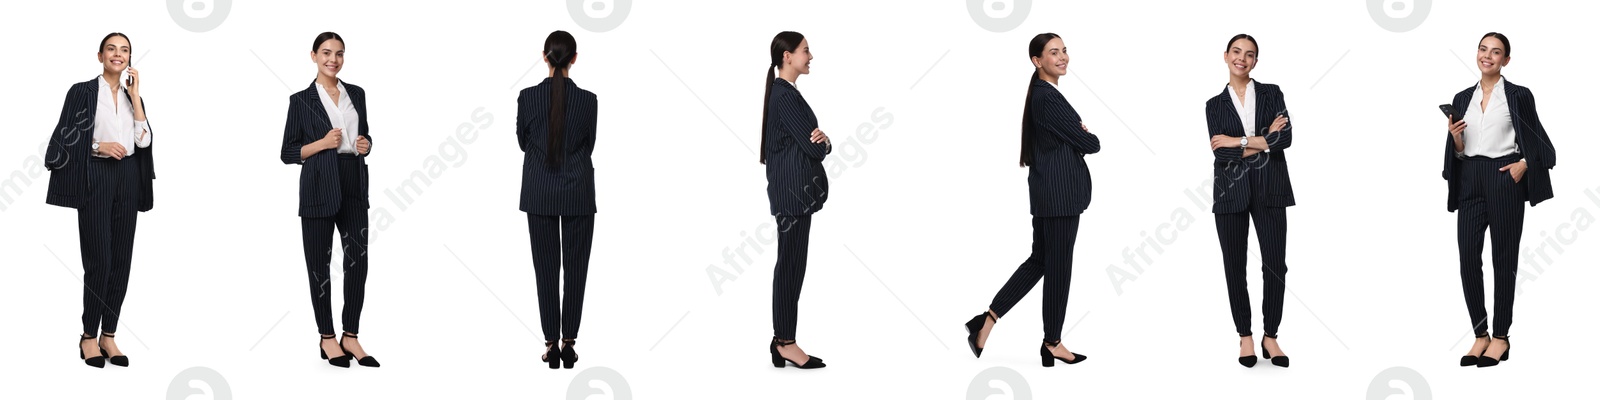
left=1209, top=134, right=1237, bottom=151
left=1268, top=115, right=1288, bottom=134
left=97, top=142, right=128, bottom=160
left=125, top=67, right=140, bottom=98
left=1500, top=160, right=1527, bottom=183
left=321, top=128, right=343, bottom=151
left=1448, top=117, right=1467, bottom=152
left=809, top=128, right=830, bottom=145
left=356, top=136, right=371, bottom=155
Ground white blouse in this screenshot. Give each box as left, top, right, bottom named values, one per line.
left=93, top=75, right=151, bottom=157
left=315, top=81, right=361, bottom=154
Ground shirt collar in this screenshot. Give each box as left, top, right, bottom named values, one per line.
left=1478, top=75, right=1504, bottom=95
left=314, top=80, right=348, bottom=100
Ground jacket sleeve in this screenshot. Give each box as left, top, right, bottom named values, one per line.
left=1038, top=92, right=1100, bottom=154
left=45, top=86, right=85, bottom=170
left=1515, top=90, right=1556, bottom=169
left=776, top=92, right=828, bottom=160
left=281, top=99, right=305, bottom=165
left=1263, top=89, right=1291, bottom=151
left=1207, top=100, right=1243, bottom=161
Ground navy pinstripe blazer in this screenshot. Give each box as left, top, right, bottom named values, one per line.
left=516, top=77, right=598, bottom=216
left=1443, top=79, right=1556, bottom=211
left=1026, top=78, right=1099, bottom=217
left=279, top=81, right=371, bottom=218
left=1205, top=81, right=1295, bottom=214
left=45, top=77, right=156, bottom=212
left=764, top=78, right=830, bottom=217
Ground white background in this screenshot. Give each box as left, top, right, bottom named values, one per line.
left=1, top=0, right=1596, bottom=398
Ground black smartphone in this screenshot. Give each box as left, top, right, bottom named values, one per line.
left=1439, top=104, right=1460, bottom=123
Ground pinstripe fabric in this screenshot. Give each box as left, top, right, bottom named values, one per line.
left=1443, top=79, right=1556, bottom=212
left=765, top=78, right=830, bottom=217
left=77, top=155, right=143, bottom=334
left=517, top=77, right=600, bottom=341
left=1206, top=81, right=1293, bottom=337
left=1026, top=78, right=1099, bottom=217
left=1205, top=81, right=1293, bottom=213
left=300, top=156, right=370, bottom=335
left=283, top=81, right=373, bottom=336
left=517, top=78, right=598, bottom=215
left=764, top=78, right=829, bottom=340
left=280, top=81, right=371, bottom=218
left=985, top=216, right=1080, bottom=341
left=46, top=77, right=156, bottom=211
left=772, top=215, right=811, bottom=340
left=1457, top=155, right=1525, bottom=336
left=527, top=214, right=594, bottom=340
left=1443, top=79, right=1555, bottom=338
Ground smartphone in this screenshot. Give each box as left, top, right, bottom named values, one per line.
left=1439, top=104, right=1460, bottom=123
left=122, top=69, right=133, bottom=87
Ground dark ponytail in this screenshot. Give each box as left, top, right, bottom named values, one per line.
left=761, top=31, right=805, bottom=165
left=1020, top=33, right=1060, bottom=167
left=544, top=30, right=577, bottom=167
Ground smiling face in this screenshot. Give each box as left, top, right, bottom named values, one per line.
left=784, top=38, right=812, bottom=75
left=97, top=36, right=130, bottom=75
left=312, top=39, right=345, bottom=80
left=1031, top=37, right=1068, bottom=78
left=1477, top=36, right=1509, bottom=76
left=1224, top=38, right=1257, bottom=80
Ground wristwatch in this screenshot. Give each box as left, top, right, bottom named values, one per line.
left=91, top=142, right=100, bottom=154
left=1239, top=137, right=1249, bottom=149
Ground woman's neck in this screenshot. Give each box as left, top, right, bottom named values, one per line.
left=779, top=68, right=800, bottom=84
left=1228, top=75, right=1251, bottom=97
left=1036, top=70, right=1058, bottom=86
left=101, top=70, right=122, bottom=92
left=1480, top=73, right=1501, bottom=91
left=316, top=74, right=339, bottom=90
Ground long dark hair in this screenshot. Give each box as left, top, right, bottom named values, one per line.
left=1020, top=33, right=1060, bottom=167
left=311, top=31, right=343, bottom=52
left=1481, top=32, right=1511, bottom=56
left=761, top=31, right=805, bottom=165
left=99, top=32, right=131, bottom=53
left=544, top=30, right=577, bottom=167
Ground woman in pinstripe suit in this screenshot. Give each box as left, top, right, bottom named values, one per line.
left=45, top=33, right=156, bottom=368
left=516, top=30, right=598, bottom=370
left=1444, top=32, right=1556, bottom=368
left=1204, top=34, right=1294, bottom=368
left=763, top=31, right=831, bottom=369
left=964, top=33, right=1097, bottom=367
left=279, top=32, right=379, bottom=368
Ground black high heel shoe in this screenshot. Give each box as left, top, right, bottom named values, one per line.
left=318, top=334, right=351, bottom=368
left=1039, top=340, right=1086, bottom=367
left=965, top=310, right=998, bottom=358
left=560, top=338, right=579, bottom=369
left=542, top=340, right=560, bottom=369
left=340, top=332, right=381, bottom=367
left=78, top=334, right=106, bottom=368
left=1461, top=333, right=1489, bottom=367
left=99, top=332, right=129, bottom=367
left=1238, top=335, right=1257, bottom=368
left=1261, top=334, right=1289, bottom=368
left=769, top=338, right=825, bottom=369
left=1477, top=336, right=1510, bottom=368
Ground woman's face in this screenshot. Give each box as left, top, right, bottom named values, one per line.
left=1031, top=37, right=1068, bottom=78
left=784, top=38, right=812, bottom=75
left=1477, top=36, right=1509, bottom=76
left=98, top=36, right=130, bottom=75
left=312, top=39, right=345, bottom=79
left=1224, top=38, right=1257, bottom=79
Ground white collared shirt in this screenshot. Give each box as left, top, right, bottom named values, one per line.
left=315, top=81, right=361, bottom=154
left=93, top=75, right=151, bottom=157
left=1462, top=76, right=1519, bottom=158
left=1226, top=80, right=1258, bottom=137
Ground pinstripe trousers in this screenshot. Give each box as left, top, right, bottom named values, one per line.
left=1457, top=154, right=1525, bottom=337
left=527, top=214, right=594, bottom=341
left=987, top=216, right=1081, bottom=342
left=300, top=156, right=370, bottom=336
left=1214, top=163, right=1289, bottom=337
left=78, top=155, right=142, bottom=334
left=772, top=215, right=814, bottom=340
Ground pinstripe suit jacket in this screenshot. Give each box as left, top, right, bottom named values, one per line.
left=1443, top=79, right=1556, bottom=212
left=279, top=81, right=371, bottom=218
left=1205, top=81, right=1295, bottom=214
left=1027, top=78, right=1099, bottom=217
left=45, top=77, right=156, bottom=212
left=765, top=78, right=831, bottom=217
left=516, top=77, right=598, bottom=216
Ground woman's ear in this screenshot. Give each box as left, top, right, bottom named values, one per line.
left=1031, top=57, right=1041, bottom=69
left=568, top=53, right=578, bottom=66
